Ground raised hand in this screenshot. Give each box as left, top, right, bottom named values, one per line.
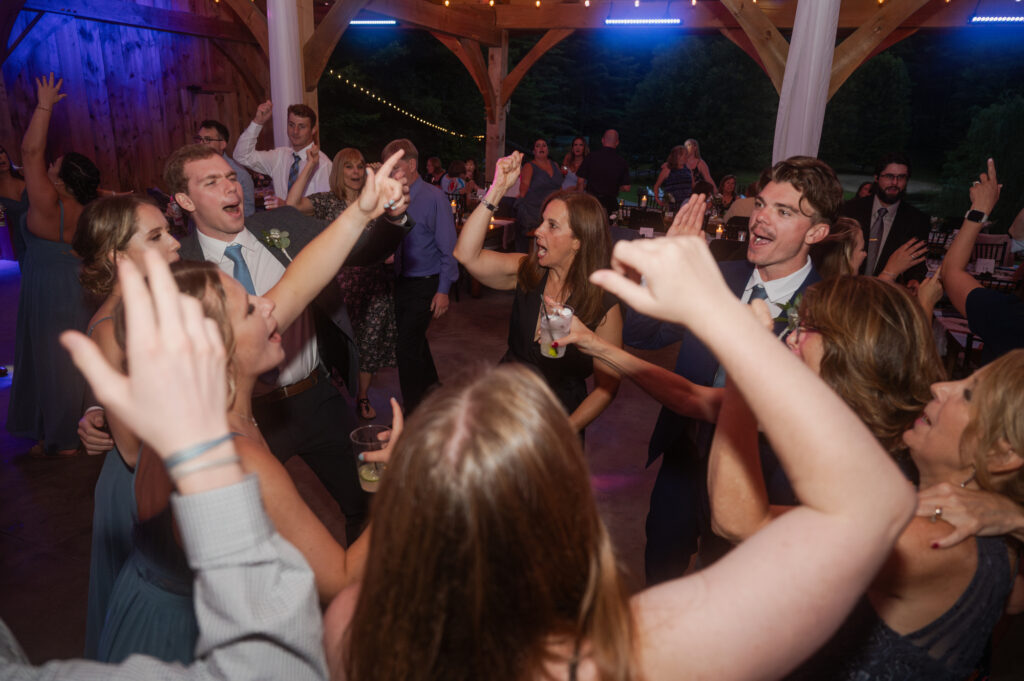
left=881, top=238, right=928, bottom=278
left=491, top=152, right=523, bottom=195
left=667, top=193, right=708, bottom=238
left=306, top=143, right=320, bottom=167
left=591, top=236, right=734, bottom=331
left=357, top=149, right=406, bottom=218
left=35, top=73, right=67, bottom=110
left=254, top=99, right=273, bottom=125
left=60, top=251, right=229, bottom=460
left=968, top=157, right=1001, bottom=216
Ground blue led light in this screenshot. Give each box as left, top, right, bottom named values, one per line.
left=604, top=18, right=682, bottom=25
left=970, top=15, right=1024, bottom=23
left=350, top=19, right=398, bottom=26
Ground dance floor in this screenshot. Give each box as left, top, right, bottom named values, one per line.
left=0, top=265, right=670, bottom=664
left=1, top=260, right=1020, bottom=674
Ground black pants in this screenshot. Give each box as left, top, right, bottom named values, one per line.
left=644, top=448, right=704, bottom=586
left=253, top=376, right=368, bottom=544
left=394, top=275, right=440, bottom=413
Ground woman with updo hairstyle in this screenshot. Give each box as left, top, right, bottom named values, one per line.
left=712, top=279, right=1024, bottom=680
left=7, top=73, right=102, bottom=456
left=72, top=194, right=181, bottom=658
left=455, top=152, right=621, bottom=435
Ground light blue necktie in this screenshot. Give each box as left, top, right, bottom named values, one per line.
left=712, top=285, right=769, bottom=388
left=224, top=243, right=256, bottom=295
left=287, top=153, right=301, bottom=191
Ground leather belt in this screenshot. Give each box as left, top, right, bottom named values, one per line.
left=252, top=369, right=319, bottom=406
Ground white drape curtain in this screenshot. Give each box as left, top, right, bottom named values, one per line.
left=772, top=0, right=842, bottom=164
left=267, top=0, right=304, bottom=147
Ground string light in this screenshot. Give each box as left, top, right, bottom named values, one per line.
left=584, top=0, right=590, bottom=6
left=327, top=71, right=484, bottom=140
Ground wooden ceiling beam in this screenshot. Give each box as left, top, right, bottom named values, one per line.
left=499, top=28, right=573, bottom=108
left=829, top=0, right=930, bottom=99
left=433, top=32, right=497, bottom=122
left=0, top=1, right=29, bottom=65
left=304, top=0, right=369, bottom=91
left=21, top=0, right=257, bottom=45
left=718, top=0, right=788, bottom=93
left=219, top=0, right=270, bottom=55
left=366, top=0, right=502, bottom=45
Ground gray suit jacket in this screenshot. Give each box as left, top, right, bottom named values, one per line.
left=177, top=207, right=360, bottom=391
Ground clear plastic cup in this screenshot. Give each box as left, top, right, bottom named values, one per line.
left=539, top=303, right=574, bottom=359
left=350, top=424, right=391, bottom=493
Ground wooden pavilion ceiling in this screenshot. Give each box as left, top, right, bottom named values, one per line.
left=314, top=0, right=990, bottom=43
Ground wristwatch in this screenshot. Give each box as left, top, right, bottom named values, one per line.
left=964, top=209, right=988, bottom=223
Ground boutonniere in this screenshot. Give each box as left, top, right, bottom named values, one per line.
left=260, top=229, right=293, bottom=262
left=774, top=293, right=802, bottom=339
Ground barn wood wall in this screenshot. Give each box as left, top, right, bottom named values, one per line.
left=1, top=0, right=271, bottom=194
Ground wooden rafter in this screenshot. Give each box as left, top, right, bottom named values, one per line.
left=220, top=0, right=270, bottom=55
left=366, top=0, right=502, bottom=45
left=829, top=0, right=930, bottom=99
left=718, top=0, right=788, bottom=94
left=433, top=33, right=496, bottom=122
left=0, top=0, right=29, bottom=64
left=21, top=0, right=257, bottom=45
left=718, top=27, right=766, bottom=74
left=499, top=28, right=573, bottom=109
left=303, top=0, right=369, bottom=92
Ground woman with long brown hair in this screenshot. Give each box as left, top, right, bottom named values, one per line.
left=710, top=276, right=1023, bottom=680
left=325, top=234, right=916, bottom=681
left=455, top=152, right=620, bottom=433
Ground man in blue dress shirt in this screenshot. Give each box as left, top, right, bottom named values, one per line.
left=381, top=139, right=459, bottom=413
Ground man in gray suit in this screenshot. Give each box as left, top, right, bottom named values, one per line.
left=165, top=143, right=408, bottom=542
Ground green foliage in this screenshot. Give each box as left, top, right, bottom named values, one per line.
left=931, top=96, right=1024, bottom=231
left=821, top=52, right=912, bottom=171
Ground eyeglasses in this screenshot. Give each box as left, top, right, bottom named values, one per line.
left=878, top=173, right=908, bottom=182
left=790, top=325, right=820, bottom=344
left=193, top=135, right=224, bottom=144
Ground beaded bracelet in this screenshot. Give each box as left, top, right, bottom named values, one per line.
left=169, top=454, right=241, bottom=482
left=164, top=433, right=235, bottom=470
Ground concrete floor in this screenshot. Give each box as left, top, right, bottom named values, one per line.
left=1, top=260, right=1020, bottom=676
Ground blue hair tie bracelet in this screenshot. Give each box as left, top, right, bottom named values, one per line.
left=164, top=433, right=235, bottom=470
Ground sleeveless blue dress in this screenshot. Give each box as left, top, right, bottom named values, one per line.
left=6, top=202, right=93, bottom=451
left=96, top=461, right=198, bottom=664
left=661, top=167, right=693, bottom=207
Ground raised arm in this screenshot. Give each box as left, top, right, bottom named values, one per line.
left=940, top=157, right=1000, bottom=314
left=559, top=312, right=720, bottom=423
left=232, top=100, right=277, bottom=177
left=284, top=142, right=320, bottom=215
left=453, top=152, right=526, bottom=291
left=595, top=237, right=915, bottom=681
left=22, top=74, right=66, bottom=241
left=268, top=151, right=406, bottom=330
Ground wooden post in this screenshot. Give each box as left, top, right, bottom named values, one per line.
left=485, top=32, right=508, bottom=182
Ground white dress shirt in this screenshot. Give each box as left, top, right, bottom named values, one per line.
left=743, top=257, right=814, bottom=319
left=196, top=228, right=319, bottom=390
left=232, top=122, right=331, bottom=199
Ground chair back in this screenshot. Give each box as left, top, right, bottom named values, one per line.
left=972, top=234, right=1011, bottom=266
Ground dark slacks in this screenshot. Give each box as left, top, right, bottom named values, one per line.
left=394, top=274, right=441, bottom=413
left=644, top=447, right=704, bottom=586
left=253, top=376, right=368, bottom=544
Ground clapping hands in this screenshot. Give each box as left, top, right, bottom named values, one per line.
left=666, top=193, right=708, bottom=238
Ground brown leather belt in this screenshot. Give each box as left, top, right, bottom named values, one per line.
left=252, top=369, right=319, bottom=405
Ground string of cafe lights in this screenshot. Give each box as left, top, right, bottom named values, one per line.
left=328, top=70, right=484, bottom=140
